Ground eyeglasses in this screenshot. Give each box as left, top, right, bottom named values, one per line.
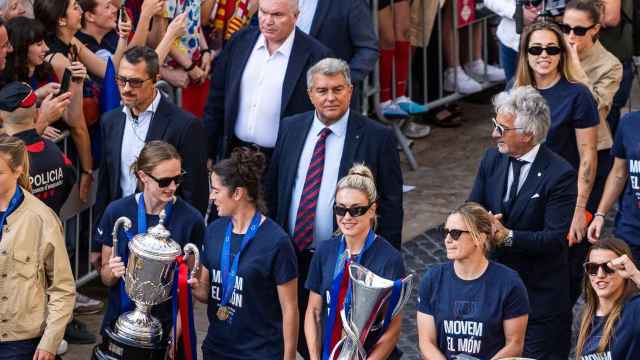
left=145, top=171, right=186, bottom=188
left=583, top=261, right=616, bottom=276
left=559, top=23, right=596, bottom=36
left=334, top=204, right=373, bottom=217
left=116, top=75, right=152, bottom=88
left=526, top=46, right=563, bottom=56
left=442, top=228, right=470, bottom=241
left=492, top=118, right=523, bottom=137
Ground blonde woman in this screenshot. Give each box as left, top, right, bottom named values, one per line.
left=417, top=202, right=529, bottom=359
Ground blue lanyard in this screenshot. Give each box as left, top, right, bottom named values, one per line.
left=0, top=186, right=23, bottom=241
left=219, top=211, right=262, bottom=307
left=322, top=231, right=376, bottom=360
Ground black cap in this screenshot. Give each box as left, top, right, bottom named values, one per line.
left=0, top=82, right=37, bottom=112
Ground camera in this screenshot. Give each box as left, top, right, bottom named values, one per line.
left=515, top=0, right=566, bottom=33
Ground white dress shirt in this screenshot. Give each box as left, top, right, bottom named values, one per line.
left=297, top=0, right=319, bottom=34
left=234, top=30, right=295, bottom=148
left=289, top=110, right=350, bottom=248
left=503, top=144, right=540, bottom=202
left=120, top=91, right=162, bottom=196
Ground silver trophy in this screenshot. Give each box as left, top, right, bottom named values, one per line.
left=329, top=262, right=415, bottom=360
left=109, top=211, right=200, bottom=348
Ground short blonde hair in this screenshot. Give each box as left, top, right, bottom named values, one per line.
left=449, top=202, right=496, bottom=253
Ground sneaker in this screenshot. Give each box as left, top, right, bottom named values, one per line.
left=464, top=59, right=506, bottom=82
left=444, top=66, right=483, bottom=94
left=395, top=96, right=429, bottom=114
left=402, top=120, right=432, bottom=139
left=74, top=293, right=103, bottom=314
left=64, top=319, right=97, bottom=344
left=381, top=100, right=409, bottom=119
left=57, top=339, right=68, bottom=355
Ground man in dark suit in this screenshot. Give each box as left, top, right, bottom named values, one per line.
left=468, top=86, right=577, bottom=360
left=203, top=0, right=332, bottom=162
left=296, top=0, right=378, bottom=110
left=94, top=45, right=208, bottom=231
left=265, top=57, right=403, bottom=357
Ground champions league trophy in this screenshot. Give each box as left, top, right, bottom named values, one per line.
left=93, top=211, right=200, bottom=360
left=330, top=263, right=415, bottom=360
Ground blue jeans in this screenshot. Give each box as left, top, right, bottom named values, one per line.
left=607, top=59, right=634, bottom=136
left=499, top=41, right=519, bottom=83
left=0, top=338, right=39, bottom=360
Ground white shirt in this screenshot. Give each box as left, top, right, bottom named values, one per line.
left=289, top=110, right=350, bottom=248
left=503, top=144, right=540, bottom=202
left=484, top=0, right=519, bottom=51
left=297, top=0, right=319, bottom=34
left=119, top=91, right=162, bottom=196
left=234, top=30, right=295, bottom=148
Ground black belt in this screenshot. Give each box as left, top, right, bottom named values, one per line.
left=234, top=138, right=274, bottom=157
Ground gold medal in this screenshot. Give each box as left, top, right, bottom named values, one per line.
left=217, top=305, right=231, bottom=321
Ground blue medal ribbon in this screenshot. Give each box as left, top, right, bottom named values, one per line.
left=218, top=211, right=262, bottom=316
left=0, top=186, right=24, bottom=242
left=322, top=230, right=376, bottom=360
left=381, top=280, right=403, bottom=333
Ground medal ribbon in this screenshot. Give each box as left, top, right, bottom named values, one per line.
left=219, top=211, right=262, bottom=313
left=0, top=186, right=23, bottom=242
left=118, top=193, right=174, bottom=314
left=381, top=280, right=403, bottom=333
left=322, top=231, right=376, bottom=360
left=171, top=255, right=197, bottom=360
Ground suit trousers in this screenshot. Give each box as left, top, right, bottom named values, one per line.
left=523, top=313, right=571, bottom=360
left=296, top=249, right=315, bottom=360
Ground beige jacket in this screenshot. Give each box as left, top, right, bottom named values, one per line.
left=574, top=40, right=623, bottom=150
left=0, top=189, right=75, bottom=354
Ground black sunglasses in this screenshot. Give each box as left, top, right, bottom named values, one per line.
left=334, top=204, right=373, bottom=217
left=583, top=261, right=615, bottom=276
left=559, top=23, right=596, bottom=36
left=492, top=118, right=523, bottom=137
left=442, top=228, right=470, bottom=241
left=116, top=75, right=152, bottom=88
left=527, top=46, right=563, bottom=56
left=145, top=171, right=186, bottom=188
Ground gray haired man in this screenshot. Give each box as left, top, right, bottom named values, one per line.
left=468, top=86, right=577, bottom=359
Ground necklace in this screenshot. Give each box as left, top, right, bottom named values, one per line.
left=127, top=109, right=156, bottom=143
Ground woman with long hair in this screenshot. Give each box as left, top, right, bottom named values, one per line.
left=417, top=202, right=529, bottom=359
left=0, top=134, right=75, bottom=360
left=304, top=164, right=405, bottom=360
left=189, top=147, right=299, bottom=360
left=575, top=238, right=640, bottom=358
left=95, top=140, right=205, bottom=358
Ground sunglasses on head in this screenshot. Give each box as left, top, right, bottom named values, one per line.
left=492, top=118, right=523, bottom=137
left=442, top=228, right=470, bottom=241
left=334, top=204, right=373, bottom=217
left=145, top=171, right=186, bottom=188
left=559, top=23, right=596, bottom=36
left=583, top=261, right=616, bottom=276
left=527, top=46, right=563, bottom=56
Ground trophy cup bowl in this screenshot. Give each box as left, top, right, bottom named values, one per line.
left=330, top=263, right=415, bottom=360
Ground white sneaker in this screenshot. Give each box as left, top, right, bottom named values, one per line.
left=464, top=59, right=506, bottom=82
left=444, top=66, right=483, bottom=94
left=57, top=339, right=68, bottom=355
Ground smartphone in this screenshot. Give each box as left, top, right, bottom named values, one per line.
left=119, top=6, right=126, bottom=24
left=57, top=69, right=71, bottom=97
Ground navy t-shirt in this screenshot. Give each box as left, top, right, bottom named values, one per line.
left=95, top=194, right=205, bottom=338
left=305, top=235, right=406, bottom=355
left=611, top=112, right=640, bottom=245
left=417, top=262, right=530, bottom=360
left=201, top=217, right=298, bottom=360
left=580, top=295, right=640, bottom=359
left=538, top=77, right=599, bottom=169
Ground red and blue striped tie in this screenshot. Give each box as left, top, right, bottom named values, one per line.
left=292, top=127, right=332, bottom=251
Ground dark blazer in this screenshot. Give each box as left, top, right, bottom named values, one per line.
left=265, top=111, right=403, bottom=249
left=308, top=0, right=378, bottom=83
left=203, top=27, right=332, bottom=160
left=95, top=95, right=209, bottom=221
left=468, top=145, right=577, bottom=320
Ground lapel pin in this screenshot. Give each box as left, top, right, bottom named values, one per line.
left=537, top=172, right=542, bottom=177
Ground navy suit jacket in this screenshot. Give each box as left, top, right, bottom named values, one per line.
left=265, top=111, right=403, bottom=249
left=95, top=95, right=209, bottom=222
left=308, top=0, right=378, bottom=83
left=468, top=145, right=577, bottom=320
left=203, top=27, right=332, bottom=160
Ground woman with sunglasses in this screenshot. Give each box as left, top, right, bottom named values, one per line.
left=95, top=140, right=205, bottom=357
left=304, top=164, right=405, bottom=360
left=189, top=147, right=299, bottom=360
left=575, top=238, right=640, bottom=359
left=417, top=202, right=529, bottom=359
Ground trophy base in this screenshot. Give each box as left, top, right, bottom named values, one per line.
left=92, top=328, right=167, bottom=360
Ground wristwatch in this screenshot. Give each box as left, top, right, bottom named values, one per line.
left=503, top=230, right=514, bottom=247
left=81, top=168, right=94, bottom=178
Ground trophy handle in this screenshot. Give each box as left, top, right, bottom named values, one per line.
left=182, top=243, right=201, bottom=278
left=111, top=217, right=132, bottom=259
left=391, top=273, right=416, bottom=319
